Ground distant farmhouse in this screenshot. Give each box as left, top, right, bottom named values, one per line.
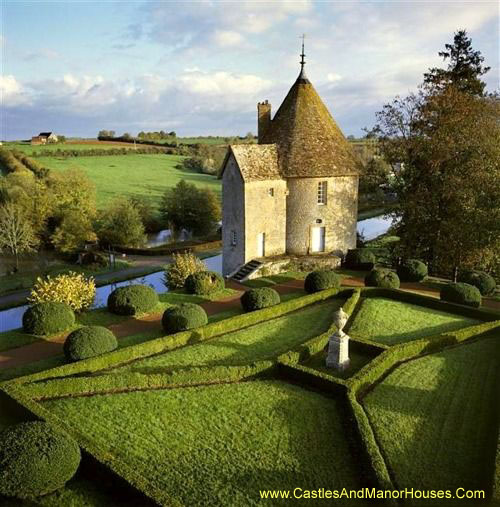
left=221, top=47, right=359, bottom=279
left=31, top=132, right=58, bottom=145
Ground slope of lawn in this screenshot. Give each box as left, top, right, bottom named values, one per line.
left=39, top=154, right=221, bottom=208
left=348, top=298, right=481, bottom=345
left=363, top=336, right=499, bottom=502
left=114, top=298, right=343, bottom=373
left=42, top=380, right=366, bottom=506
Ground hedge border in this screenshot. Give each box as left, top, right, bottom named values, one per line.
left=114, top=240, right=221, bottom=256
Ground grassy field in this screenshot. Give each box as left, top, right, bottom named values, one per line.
left=42, top=380, right=365, bottom=506
left=363, top=336, right=499, bottom=502
left=113, top=298, right=343, bottom=372
left=347, top=298, right=481, bottom=345
left=3, top=141, right=139, bottom=155
left=38, top=153, right=221, bottom=208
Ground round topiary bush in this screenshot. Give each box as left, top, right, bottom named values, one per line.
left=63, top=326, right=118, bottom=362
left=365, top=268, right=400, bottom=289
left=240, top=287, right=280, bottom=312
left=107, top=284, right=159, bottom=315
left=458, top=270, right=496, bottom=296
left=397, top=259, right=428, bottom=282
left=22, top=302, right=75, bottom=336
left=0, top=421, right=81, bottom=499
left=440, top=282, right=481, bottom=308
left=184, top=271, right=224, bottom=295
left=344, top=249, right=376, bottom=270
left=304, top=270, right=341, bottom=294
left=162, top=303, right=208, bottom=334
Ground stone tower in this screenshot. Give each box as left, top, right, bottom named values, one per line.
left=221, top=49, right=359, bottom=277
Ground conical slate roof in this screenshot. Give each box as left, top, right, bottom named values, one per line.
left=261, top=71, right=360, bottom=178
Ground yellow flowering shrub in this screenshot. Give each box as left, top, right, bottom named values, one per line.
left=28, top=272, right=96, bottom=312
left=163, top=252, right=206, bottom=290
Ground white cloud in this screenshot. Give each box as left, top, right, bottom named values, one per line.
left=0, top=75, right=29, bottom=106
left=213, top=30, right=245, bottom=48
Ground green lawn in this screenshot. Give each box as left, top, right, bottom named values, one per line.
left=347, top=298, right=481, bottom=345
left=42, top=380, right=365, bottom=506
left=114, top=298, right=343, bottom=373
left=3, top=142, right=138, bottom=155
left=363, top=337, right=499, bottom=502
left=243, top=271, right=307, bottom=288
left=38, top=153, right=221, bottom=208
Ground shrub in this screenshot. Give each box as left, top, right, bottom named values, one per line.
left=397, top=259, right=428, bottom=282
left=107, top=284, right=158, bottom=315
left=185, top=271, right=224, bottom=295
left=0, top=421, right=81, bottom=499
left=344, top=249, right=376, bottom=269
left=64, top=326, right=118, bottom=362
left=458, top=270, right=496, bottom=296
left=22, top=302, right=75, bottom=335
left=240, top=287, right=280, bottom=312
left=164, top=252, right=206, bottom=290
left=440, top=282, right=481, bottom=308
left=304, top=270, right=341, bottom=294
left=365, top=268, right=400, bottom=289
left=162, top=303, right=208, bottom=333
left=28, top=272, right=96, bottom=312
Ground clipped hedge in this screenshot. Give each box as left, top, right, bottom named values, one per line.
left=440, top=282, right=481, bottom=308
left=107, top=284, right=159, bottom=315
left=22, top=302, right=75, bottom=336
left=397, top=259, right=428, bottom=282
left=185, top=271, right=224, bottom=295
left=304, top=270, right=341, bottom=294
left=162, top=303, right=208, bottom=334
left=63, top=326, right=118, bottom=362
left=364, top=268, right=400, bottom=289
left=344, top=249, right=376, bottom=270
left=458, top=270, right=496, bottom=296
left=240, top=287, right=280, bottom=312
left=0, top=421, right=81, bottom=499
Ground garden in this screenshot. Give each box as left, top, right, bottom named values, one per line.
left=0, top=254, right=498, bottom=506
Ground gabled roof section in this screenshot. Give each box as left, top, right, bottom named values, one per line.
left=39, top=132, right=53, bottom=137
left=260, top=72, right=360, bottom=177
left=221, top=144, right=281, bottom=182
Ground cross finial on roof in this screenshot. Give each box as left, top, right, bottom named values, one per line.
left=299, top=34, right=306, bottom=71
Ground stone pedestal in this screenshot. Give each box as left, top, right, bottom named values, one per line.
left=326, top=332, right=350, bottom=371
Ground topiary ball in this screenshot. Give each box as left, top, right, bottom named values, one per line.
left=344, top=249, right=376, bottom=270
left=22, top=302, right=75, bottom=336
left=365, top=268, right=400, bottom=289
left=107, top=284, right=159, bottom=315
left=440, top=282, right=481, bottom=308
left=162, top=303, right=208, bottom=334
left=397, top=259, right=428, bottom=282
left=240, top=287, right=280, bottom=312
left=458, top=270, right=496, bottom=296
left=184, top=271, right=224, bottom=295
left=304, top=270, right=341, bottom=294
left=0, top=421, right=81, bottom=499
left=63, top=326, right=118, bottom=362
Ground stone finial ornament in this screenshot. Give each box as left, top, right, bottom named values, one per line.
left=326, top=308, right=350, bottom=371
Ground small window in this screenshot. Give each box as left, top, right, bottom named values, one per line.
left=268, top=187, right=274, bottom=197
left=231, top=230, right=237, bottom=246
left=317, top=181, right=327, bottom=205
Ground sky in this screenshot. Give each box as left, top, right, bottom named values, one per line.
left=1, top=0, right=499, bottom=140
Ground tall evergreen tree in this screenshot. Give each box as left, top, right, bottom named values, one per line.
left=424, top=30, right=490, bottom=96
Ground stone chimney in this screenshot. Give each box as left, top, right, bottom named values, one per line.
left=257, top=100, right=271, bottom=143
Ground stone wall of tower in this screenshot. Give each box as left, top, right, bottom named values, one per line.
left=285, top=176, right=358, bottom=257
left=222, top=155, right=245, bottom=276
left=244, top=179, right=287, bottom=261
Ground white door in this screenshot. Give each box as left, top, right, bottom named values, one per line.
left=311, top=227, right=325, bottom=253
left=257, top=232, right=265, bottom=257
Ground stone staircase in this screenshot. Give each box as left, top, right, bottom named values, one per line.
left=230, top=260, right=263, bottom=282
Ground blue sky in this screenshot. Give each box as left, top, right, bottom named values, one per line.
left=1, top=0, right=498, bottom=140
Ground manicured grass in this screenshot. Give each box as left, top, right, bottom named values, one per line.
left=243, top=271, right=307, bottom=288
left=363, top=337, right=499, bottom=498
left=42, top=380, right=366, bottom=506
left=39, top=153, right=221, bottom=208
left=115, top=299, right=344, bottom=372
left=348, top=298, right=481, bottom=345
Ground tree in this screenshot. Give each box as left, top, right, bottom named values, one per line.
left=51, top=211, right=97, bottom=254
left=359, top=157, right=391, bottom=194
left=160, top=180, right=221, bottom=236
left=0, top=202, right=39, bottom=269
left=424, top=30, right=490, bottom=96
left=97, top=198, right=146, bottom=247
